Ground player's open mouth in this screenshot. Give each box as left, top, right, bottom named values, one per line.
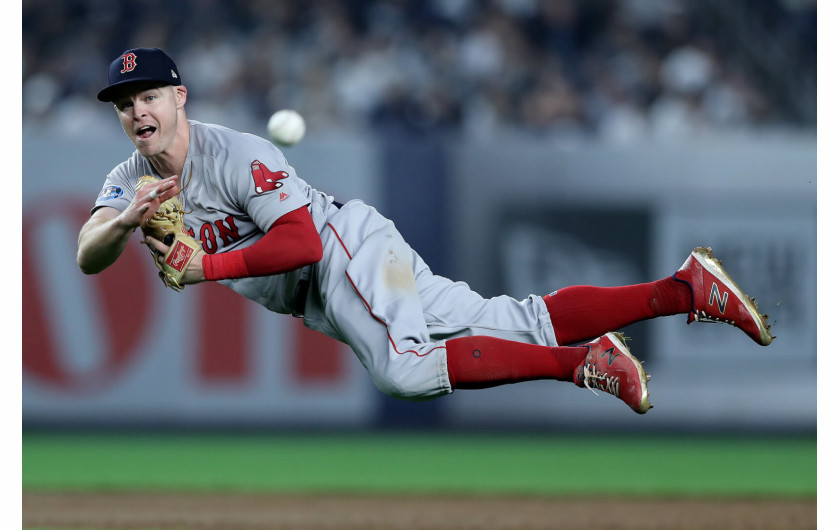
left=137, top=126, right=157, bottom=139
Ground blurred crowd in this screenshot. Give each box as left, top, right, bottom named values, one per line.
left=22, top=0, right=816, bottom=142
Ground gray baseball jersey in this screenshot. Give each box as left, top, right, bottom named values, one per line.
left=94, top=120, right=558, bottom=399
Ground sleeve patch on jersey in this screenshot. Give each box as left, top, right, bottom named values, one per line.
left=251, top=160, right=289, bottom=194
left=97, top=185, right=124, bottom=201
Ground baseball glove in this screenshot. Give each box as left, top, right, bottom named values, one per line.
left=135, top=175, right=203, bottom=291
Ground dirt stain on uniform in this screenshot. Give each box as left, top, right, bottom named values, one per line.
left=383, top=248, right=416, bottom=292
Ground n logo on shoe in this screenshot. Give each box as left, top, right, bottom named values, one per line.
left=709, top=283, right=729, bottom=314
left=600, top=347, right=621, bottom=366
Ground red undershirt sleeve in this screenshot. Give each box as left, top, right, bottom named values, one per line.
left=202, top=205, right=323, bottom=281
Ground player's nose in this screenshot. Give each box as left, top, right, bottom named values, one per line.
left=132, top=99, right=149, bottom=116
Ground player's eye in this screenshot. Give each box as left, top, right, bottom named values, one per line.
left=116, top=101, right=133, bottom=111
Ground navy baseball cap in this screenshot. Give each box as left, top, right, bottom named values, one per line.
left=97, top=47, right=182, bottom=102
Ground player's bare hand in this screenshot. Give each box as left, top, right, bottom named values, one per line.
left=144, top=235, right=206, bottom=285
left=119, top=176, right=180, bottom=230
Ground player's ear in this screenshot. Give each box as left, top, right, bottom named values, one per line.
left=174, top=85, right=187, bottom=109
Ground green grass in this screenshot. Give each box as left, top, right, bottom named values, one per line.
left=22, top=432, right=816, bottom=497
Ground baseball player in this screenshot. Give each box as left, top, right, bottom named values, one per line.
left=77, top=48, right=774, bottom=415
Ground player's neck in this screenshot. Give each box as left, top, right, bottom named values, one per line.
left=148, top=120, right=190, bottom=182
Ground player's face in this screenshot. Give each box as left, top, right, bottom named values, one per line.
left=113, top=85, right=185, bottom=158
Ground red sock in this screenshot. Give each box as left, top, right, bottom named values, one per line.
left=446, top=335, right=587, bottom=389
left=543, top=277, right=692, bottom=345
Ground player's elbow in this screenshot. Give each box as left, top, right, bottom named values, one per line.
left=77, top=252, right=105, bottom=275
left=78, top=261, right=96, bottom=275
left=76, top=247, right=98, bottom=275
left=302, top=237, right=323, bottom=265
left=76, top=241, right=117, bottom=275
left=76, top=210, right=123, bottom=275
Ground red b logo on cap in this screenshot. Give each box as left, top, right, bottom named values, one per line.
left=120, top=53, right=137, bottom=73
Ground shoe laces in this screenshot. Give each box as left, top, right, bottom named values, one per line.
left=582, top=363, right=619, bottom=397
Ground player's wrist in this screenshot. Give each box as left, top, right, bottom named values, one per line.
left=188, top=250, right=207, bottom=283
left=203, top=251, right=249, bottom=281
left=114, top=209, right=141, bottom=233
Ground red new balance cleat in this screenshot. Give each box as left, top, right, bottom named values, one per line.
left=673, top=247, right=774, bottom=346
left=574, top=332, right=651, bottom=414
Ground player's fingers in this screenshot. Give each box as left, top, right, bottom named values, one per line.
left=154, top=176, right=178, bottom=191
left=158, top=176, right=178, bottom=189
left=143, top=236, right=170, bottom=255
left=155, top=180, right=180, bottom=201
left=141, top=177, right=177, bottom=201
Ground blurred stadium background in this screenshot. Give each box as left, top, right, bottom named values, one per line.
left=22, top=0, right=816, bottom=527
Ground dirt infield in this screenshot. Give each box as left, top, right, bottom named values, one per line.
left=23, top=491, right=816, bottom=530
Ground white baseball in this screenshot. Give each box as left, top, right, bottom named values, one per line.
left=267, top=109, right=306, bottom=146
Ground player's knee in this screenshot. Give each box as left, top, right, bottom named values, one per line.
left=370, top=372, right=415, bottom=399
left=369, top=367, right=437, bottom=401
